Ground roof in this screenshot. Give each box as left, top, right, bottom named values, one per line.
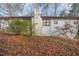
left=0, top=16, right=79, bottom=20
left=42, top=16, right=79, bottom=20
left=0, top=16, right=32, bottom=20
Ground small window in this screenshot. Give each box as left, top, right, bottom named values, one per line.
left=74, top=20, right=78, bottom=24
left=43, top=20, right=51, bottom=26
left=54, top=20, right=58, bottom=24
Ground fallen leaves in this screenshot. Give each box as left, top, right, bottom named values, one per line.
left=0, top=34, right=79, bottom=56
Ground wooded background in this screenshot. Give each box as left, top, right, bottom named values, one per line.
left=0, top=3, right=79, bottom=16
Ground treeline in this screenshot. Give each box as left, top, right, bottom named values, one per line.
left=0, top=3, right=79, bottom=16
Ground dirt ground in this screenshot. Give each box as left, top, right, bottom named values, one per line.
left=0, top=33, right=79, bottom=56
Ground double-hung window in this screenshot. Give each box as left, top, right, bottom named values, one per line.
left=43, top=19, right=51, bottom=26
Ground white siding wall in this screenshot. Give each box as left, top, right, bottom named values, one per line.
left=32, top=8, right=79, bottom=39
left=0, top=20, right=9, bottom=30
left=34, top=18, right=78, bottom=39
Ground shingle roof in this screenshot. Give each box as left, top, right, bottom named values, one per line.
left=0, top=16, right=79, bottom=20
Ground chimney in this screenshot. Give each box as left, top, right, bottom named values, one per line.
left=34, top=8, right=41, bottom=18
left=32, top=8, right=42, bottom=35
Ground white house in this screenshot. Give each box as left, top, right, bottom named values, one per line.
left=32, top=8, right=79, bottom=39
left=0, top=8, right=79, bottom=39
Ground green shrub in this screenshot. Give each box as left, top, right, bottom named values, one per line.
left=9, top=18, right=31, bottom=35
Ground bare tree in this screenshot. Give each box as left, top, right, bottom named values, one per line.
left=0, top=3, right=25, bottom=16
left=60, top=9, right=67, bottom=16
left=54, top=3, right=59, bottom=16
left=69, top=3, right=79, bottom=16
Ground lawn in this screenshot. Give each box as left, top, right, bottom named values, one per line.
left=0, top=34, right=79, bottom=56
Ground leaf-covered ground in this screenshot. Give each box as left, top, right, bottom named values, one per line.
left=0, top=34, right=79, bottom=56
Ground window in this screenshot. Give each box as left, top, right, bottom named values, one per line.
left=54, top=20, right=58, bottom=24
left=43, top=20, right=51, bottom=26
left=74, top=20, right=78, bottom=24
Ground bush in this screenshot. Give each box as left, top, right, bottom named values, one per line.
left=9, top=18, right=31, bottom=35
